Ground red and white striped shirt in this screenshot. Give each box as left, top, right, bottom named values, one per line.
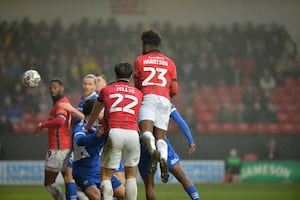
left=98, top=81, right=143, bottom=131
left=134, top=51, right=178, bottom=100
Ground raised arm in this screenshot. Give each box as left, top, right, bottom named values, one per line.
left=170, top=106, right=196, bottom=154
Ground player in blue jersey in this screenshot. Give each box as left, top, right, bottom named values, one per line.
left=60, top=74, right=99, bottom=200
left=138, top=105, right=201, bottom=200
left=72, top=99, right=125, bottom=200
left=63, top=74, right=99, bottom=125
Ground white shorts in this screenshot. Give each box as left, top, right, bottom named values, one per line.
left=45, top=149, right=71, bottom=172
left=101, top=128, right=140, bottom=169
left=138, top=94, right=172, bottom=131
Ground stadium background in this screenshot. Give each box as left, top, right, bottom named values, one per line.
left=1, top=0, right=300, bottom=186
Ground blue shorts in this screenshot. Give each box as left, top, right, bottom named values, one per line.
left=75, top=174, right=122, bottom=192
left=138, top=138, right=180, bottom=175
left=67, top=151, right=73, bottom=168
left=115, top=160, right=124, bottom=173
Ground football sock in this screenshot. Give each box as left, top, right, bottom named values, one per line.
left=125, top=178, right=137, bottom=200
left=141, top=131, right=156, bottom=153
left=101, top=180, right=113, bottom=200
left=156, top=139, right=168, bottom=160
left=65, top=182, right=77, bottom=200
left=46, top=183, right=66, bottom=200
left=185, top=185, right=200, bottom=200
left=77, top=191, right=89, bottom=200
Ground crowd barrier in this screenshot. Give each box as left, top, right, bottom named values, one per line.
left=1, top=160, right=300, bottom=184
left=0, top=160, right=224, bottom=184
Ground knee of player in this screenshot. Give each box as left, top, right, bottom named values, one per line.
left=113, top=184, right=125, bottom=199
left=146, top=190, right=156, bottom=200
left=87, top=192, right=101, bottom=200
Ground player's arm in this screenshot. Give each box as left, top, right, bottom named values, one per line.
left=84, top=98, right=104, bottom=131
left=170, top=106, right=196, bottom=154
left=60, top=102, right=85, bottom=120
left=169, top=64, right=178, bottom=98
left=170, top=79, right=178, bottom=98
left=133, top=60, right=141, bottom=89
left=40, top=114, right=66, bottom=128
left=35, top=114, right=66, bottom=136
left=74, top=131, right=97, bottom=146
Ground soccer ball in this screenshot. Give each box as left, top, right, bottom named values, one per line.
left=23, top=69, right=41, bottom=88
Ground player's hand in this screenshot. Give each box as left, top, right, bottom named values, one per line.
left=84, top=124, right=92, bottom=132
left=34, top=123, right=42, bottom=137
left=96, top=124, right=104, bottom=137
left=189, top=143, right=196, bottom=155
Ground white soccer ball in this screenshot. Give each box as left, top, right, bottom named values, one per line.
left=23, top=69, right=41, bottom=88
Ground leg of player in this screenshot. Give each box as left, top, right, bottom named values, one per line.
left=141, top=173, right=156, bottom=200
left=111, top=174, right=126, bottom=200
left=100, top=168, right=115, bottom=200
left=124, top=166, right=138, bottom=200
left=84, top=185, right=101, bottom=200
left=44, top=170, right=66, bottom=200
left=85, top=187, right=100, bottom=200
left=169, top=163, right=200, bottom=200
left=140, top=120, right=156, bottom=154
left=139, top=120, right=161, bottom=177
left=139, top=139, right=157, bottom=200
left=114, top=160, right=125, bottom=184
left=154, top=127, right=169, bottom=183
left=64, top=165, right=77, bottom=200
left=77, top=191, right=89, bottom=200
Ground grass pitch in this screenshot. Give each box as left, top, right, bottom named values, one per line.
left=0, top=183, right=299, bottom=200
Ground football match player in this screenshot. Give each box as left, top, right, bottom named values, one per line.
left=94, top=73, right=126, bottom=185
left=35, top=78, right=72, bottom=200
left=95, top=73, right=108, bottom=94
left=72, top=99, right=125, bottom=200
left=138, top=105, right=201, bottom=200
left=60, top=74, right=99, bottom=200
left=85, top=62, right=143, bottom=200
left=134, top=29, right=178, bottom=183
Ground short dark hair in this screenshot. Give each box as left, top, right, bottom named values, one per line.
left=114, top=63, right=133, bottom=79
left=94, top=73, right=107, bottom=81
left=141, top=29, right=162, bottom=46
left=50, top=77, right=63, bottom=86
left=83, top=99, right=96, bottom=116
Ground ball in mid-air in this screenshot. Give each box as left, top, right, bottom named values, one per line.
left=23, top=69, right=41, bottom=88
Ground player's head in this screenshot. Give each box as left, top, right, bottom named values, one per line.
left=141, top=29, right=162, bottom=54
left=82, top=74, right=97, bottom=97
left=114, top=62, right=133, bottom=80
left=82, top=99, right=96, bottom=116
left=94, top=73, right=107, bottom=93
left=49, top=78, right=64, bottom=102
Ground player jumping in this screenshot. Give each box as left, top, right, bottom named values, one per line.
left=134, top=29, right=178, bottom=183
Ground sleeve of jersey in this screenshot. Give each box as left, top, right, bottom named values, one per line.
left=170, top=80, right=178, bottom=98
left=74, top=132, right=97, bottom=146
left=170, top=65, right=178, bottom=97
left=170, top=109, right=194, bottom=144
left=133, top=60, right=141, bottom=89
left=40, top=114, right=65, bottom=128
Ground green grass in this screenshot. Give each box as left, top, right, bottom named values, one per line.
left=0, top=183, right=299, bottom=200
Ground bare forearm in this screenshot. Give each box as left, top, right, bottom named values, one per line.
left=85, top=100, right=103, bottom=129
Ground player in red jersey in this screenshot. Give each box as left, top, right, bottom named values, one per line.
left=134, top=29, right=178, bottom=183
left=85, top=63, right=143, bottom=200
left=35, top=78, right=72, bottom=200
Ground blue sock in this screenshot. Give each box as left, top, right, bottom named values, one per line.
left=65, top=182, right=77, bottom=200
left=185, top=185, right=200, bottom=200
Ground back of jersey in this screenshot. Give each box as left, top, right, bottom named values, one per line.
left=134, top=51, right=177, bottom=100
left=99, top=81, right=143, bottom=131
